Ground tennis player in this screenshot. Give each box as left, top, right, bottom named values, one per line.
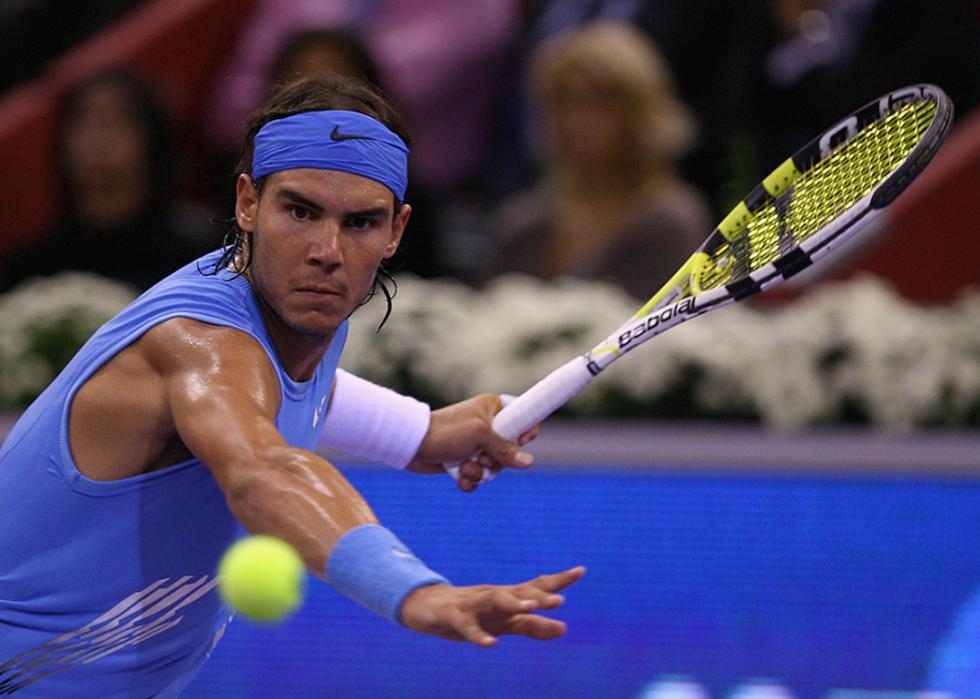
left=0, top=74, right=584, bottom=698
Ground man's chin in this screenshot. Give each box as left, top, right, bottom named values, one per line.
left=286, top=305, right=352, bottom=338
left=289, top=316, right=344, bottom=339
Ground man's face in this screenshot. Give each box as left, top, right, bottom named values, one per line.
left=235, top=168, right=409, bottom=339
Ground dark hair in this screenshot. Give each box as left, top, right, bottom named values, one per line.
left=56, top=68, right=173, bottom=224
left=214, top=73, right=412, bottom=328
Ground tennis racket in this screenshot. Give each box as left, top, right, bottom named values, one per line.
left=447, top=83, right=953, bottom=483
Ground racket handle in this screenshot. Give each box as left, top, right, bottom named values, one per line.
left=491, top=356, right=595, bottom=440
left=444, top=356, right=595, bottom=484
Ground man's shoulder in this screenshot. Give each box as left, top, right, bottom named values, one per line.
left=149, top=250, right=238, bottom=294
left=138, top=318, right=272, bottom=378
left=131, top=256, right=262, bottom=332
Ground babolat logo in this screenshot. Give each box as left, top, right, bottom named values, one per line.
left=618, top=297, right=697, bottom=349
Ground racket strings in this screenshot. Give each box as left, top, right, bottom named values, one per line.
left=695, top=99, right=938, bottom=292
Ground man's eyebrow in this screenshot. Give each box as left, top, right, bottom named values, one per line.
left=276, top=190, right=390, bottom=219
left=276, top=189, right=324, bottom=212
left=346, top=207, right=390, bottom=219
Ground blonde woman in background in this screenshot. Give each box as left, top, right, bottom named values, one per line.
left=487, top=21, right=711, bottom=300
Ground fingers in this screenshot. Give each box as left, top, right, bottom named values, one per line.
left=464, top=612, right=567, bottom=645
left=501, top=615, right=568, bottom=640
left=456, top=616, right=497, bottom=648
left=455, top=459, right=488, bottom=492
left=479, top=432, right=534, bottom=471
left=444, top=394, right=541, bottom=490
left=455, top=589, right=532, bottom=647
left=483, top=394, right=535, bottom=468
left=517, top=425, right=540, bottom=447
left=522, top=566, right=587, bottom=594
left=460, top=589, right=565, bottom=647
left=500, top=588, right=544, bottom=614
left=456, top=474, right=477, bottom=493
left=453, top=453, right=510, bottom=493
left=434, top=575, right=584, bottom=648
left=492, top=581, right=567, bottom=610
left=496, top=394, right=540, bottom=449
left=457, top=459, right=486, bottom=483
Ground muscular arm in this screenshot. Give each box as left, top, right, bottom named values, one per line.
left=142, top=318, right=377, bottom=578
left=118, top=319, right=583, bottom=645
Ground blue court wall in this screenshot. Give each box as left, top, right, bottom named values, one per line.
left=184, top=462, right=980, bottom=699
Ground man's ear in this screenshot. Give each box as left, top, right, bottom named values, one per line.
left=235, top=174, right=259, bottom=232
left=385, top=203, right=412, bottom=259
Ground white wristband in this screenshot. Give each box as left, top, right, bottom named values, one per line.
left=320, top=370, right=431, bottom=469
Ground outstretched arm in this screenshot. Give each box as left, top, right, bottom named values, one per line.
left=143, top=319, right=582, bottom=645
left=144, top=318, right=376, bottom=576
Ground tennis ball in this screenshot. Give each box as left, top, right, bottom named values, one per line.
left=218, top=535, right=306, bottom=622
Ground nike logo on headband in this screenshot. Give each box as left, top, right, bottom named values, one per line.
left=330, top=125, right=373, bottom=142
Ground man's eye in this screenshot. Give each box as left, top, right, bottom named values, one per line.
left=291, top=206, right=311, bottom=221
left=347, top=217, right=376, bottom=231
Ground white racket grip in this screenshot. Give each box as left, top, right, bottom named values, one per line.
left=491, top=356, right=595, bottom=441
left=444, top=356, right=595, bottom=484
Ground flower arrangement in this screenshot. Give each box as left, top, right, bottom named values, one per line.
left=0, top=271, right=976, bottom=429
left=342, top=273, right=980, bottom=430
left=0, top=273, right=137, bottom=407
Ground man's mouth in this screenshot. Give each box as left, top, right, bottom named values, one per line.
left=295, top=285, right=343, bottom=297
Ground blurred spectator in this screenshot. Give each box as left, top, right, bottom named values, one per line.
left=0, top=69, right=216, bottom=292
left=484, top=21, right=711, bottom=300
left=477, top=0, right=647, bottom=204
left=204, top=0, right=523, bottom=196
left=270, top=27, right=383, bottom=90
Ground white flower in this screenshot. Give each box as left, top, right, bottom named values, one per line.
left=6, top=270, right=973, bottom=428
left=0, top=273, right=137, bottom=406
left=338, top=272, right=979, bottom=428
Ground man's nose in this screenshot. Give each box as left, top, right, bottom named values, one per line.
left=307, top=222, right=343, bottom=266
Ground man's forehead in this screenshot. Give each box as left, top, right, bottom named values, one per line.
left=264, top=168, right=394, bottom=209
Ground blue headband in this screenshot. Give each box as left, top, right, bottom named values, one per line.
left=252, top=110, right=409, bottom=200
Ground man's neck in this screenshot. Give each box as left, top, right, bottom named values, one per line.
left=251, top=285, right=335, bottom=383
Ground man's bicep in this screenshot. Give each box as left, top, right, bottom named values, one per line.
left=168, top=371, right=286, bottom=485
left=143, top=319, right=284, bottom=485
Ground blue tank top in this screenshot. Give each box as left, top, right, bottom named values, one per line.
left=0, top=250, right=347, bottom=697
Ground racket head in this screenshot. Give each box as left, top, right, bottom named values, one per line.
left=640, top=84, right=953, bottom=316
left=689, top=83, right=953, bottom=303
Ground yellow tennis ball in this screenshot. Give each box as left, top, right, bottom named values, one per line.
left=218, top=535, right=306, bottom=623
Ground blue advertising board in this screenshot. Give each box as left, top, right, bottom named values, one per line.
left=184, top=462, right=980, bottom=699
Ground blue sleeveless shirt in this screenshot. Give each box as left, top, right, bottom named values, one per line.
left=0, top=250, right=347, bottom=697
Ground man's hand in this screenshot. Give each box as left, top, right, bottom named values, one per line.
left=405, top=394, right=539, bottom=492
left=399, top=566, right=586, bottom=647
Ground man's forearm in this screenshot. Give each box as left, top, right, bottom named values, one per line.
left=222, top=445, right=378, bottom=577
left=222, top=446, right=450, bottom=625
